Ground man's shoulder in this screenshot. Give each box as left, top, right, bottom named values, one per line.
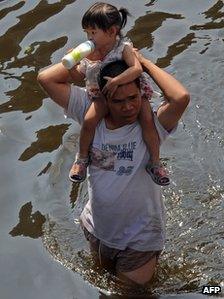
left=64, top=85, right=90, bottom=125
left=153, top=112, right=177, bottom=143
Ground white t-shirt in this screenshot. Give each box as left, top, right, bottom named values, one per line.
left=66, top=85, right=176, bottom=251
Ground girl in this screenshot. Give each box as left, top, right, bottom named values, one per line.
left=68, top=2, right=169, bottom=186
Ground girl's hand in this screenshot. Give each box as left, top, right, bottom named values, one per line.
left=67, top=48, right=73, bottom=53
left=102, top=76, right=118, bottom=98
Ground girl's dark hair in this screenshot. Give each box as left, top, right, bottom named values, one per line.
left=82, top=2, right=131, bottom=35
left=98, top=60, right=140, bottom=92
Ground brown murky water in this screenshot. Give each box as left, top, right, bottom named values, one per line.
left=0, top=1, right=224, bottom=298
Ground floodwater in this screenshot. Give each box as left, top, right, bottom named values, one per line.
left=0, top=0, right=224, bottom=298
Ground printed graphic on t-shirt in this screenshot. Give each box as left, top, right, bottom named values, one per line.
left=102, top=142, right=136, bottom=160
left=90, top=147, right=116, bottom=170
left=90, top=142, right=137, bottom=173
left=116, top=166, right=134, bottom=176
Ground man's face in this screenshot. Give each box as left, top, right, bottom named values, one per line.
left=107, top=81, right=142, bottom=125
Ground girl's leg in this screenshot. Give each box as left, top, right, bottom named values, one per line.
left=139, top=99, right=170, bottom=186
left=139, top=99, right=160, bottom=164
left=69, top=99, right=107, bottom=182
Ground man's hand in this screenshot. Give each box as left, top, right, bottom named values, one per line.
left=132, top=48, right=150, bottom=73
left=102, top=76, right=118, bottom=98
left=132, top=48, right=144, bottom=63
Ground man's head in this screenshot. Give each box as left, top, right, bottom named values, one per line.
left=98, top=60, right=142, bottom=125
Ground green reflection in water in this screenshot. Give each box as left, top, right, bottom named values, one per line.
left=10, top=201, right=45, bottom=238
left=19, top=123, right=70, bottom=161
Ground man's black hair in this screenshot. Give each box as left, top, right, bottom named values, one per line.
left=98, top=60, right=140, bottom=92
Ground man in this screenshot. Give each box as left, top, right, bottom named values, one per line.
left=37, top=51, right=189, bottom=285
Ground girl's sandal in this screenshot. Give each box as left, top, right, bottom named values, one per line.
left=69, top=156, right=89, bottom=183
left=146, top=162, right=170, bottom=186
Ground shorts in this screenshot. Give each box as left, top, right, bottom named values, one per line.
left=82, top=226, right=162, bottom=273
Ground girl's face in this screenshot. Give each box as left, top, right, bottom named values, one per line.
left=83, top=26, right=116, bottom=49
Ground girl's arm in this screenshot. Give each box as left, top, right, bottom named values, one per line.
left=102, top=45, right=142, bottom=94
left=116, top=44, right=143, bottom=83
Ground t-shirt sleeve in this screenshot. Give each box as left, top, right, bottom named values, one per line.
left=153, top=111, right=177, bottom=144
left=64, top=85, right=90, bottom=125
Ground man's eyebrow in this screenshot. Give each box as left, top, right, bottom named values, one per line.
left=112, top=94, right=138, bottom=102
left=111, top=98, right=122, bottom=102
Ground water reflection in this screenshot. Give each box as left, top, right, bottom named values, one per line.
left=190, top=0, right=224, bottom=31
left=7, top=36, right=67, bottom=70
left=145, top=1, right=158, bottom=8
left=38, top=161, right=52, bottom=176
left=9, top=201, right=45, bottom=238
left=0, top=0, right=75, bottom=64
left=203, top=0, right=224, bottom=21
left=157, top=33, right=196, bottom=68
left=0, top=1, right=25, bottom=21
left=0, top=37, right=68, bottom=115
left=127, top=12, right=184, bottom=50
left=19, top=123, right=70, bottom=161
left=0, top=70, right=44, bottom=114
left=70, top=181, right=80, bottom=208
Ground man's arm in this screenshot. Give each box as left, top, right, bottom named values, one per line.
left=37, top=63, right=85, bottom=110
left=135, top=51, right=190, bottom=132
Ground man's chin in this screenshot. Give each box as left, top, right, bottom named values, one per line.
left=124, top=115, right=138, bottom=123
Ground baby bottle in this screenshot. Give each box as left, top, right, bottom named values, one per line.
left=62, top=40, right=95, bottom=69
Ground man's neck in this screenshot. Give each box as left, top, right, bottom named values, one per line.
left=104, top=114, right=135, bottom=130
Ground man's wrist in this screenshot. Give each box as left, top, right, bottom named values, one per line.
left=141, top=58, right=154, bottom=74
left=141, top=57, right=151, bottom=67
left=141, top=58, right=149, bottom=72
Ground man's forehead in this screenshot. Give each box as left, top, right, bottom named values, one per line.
left=111, top=82, right=139, bottom=100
